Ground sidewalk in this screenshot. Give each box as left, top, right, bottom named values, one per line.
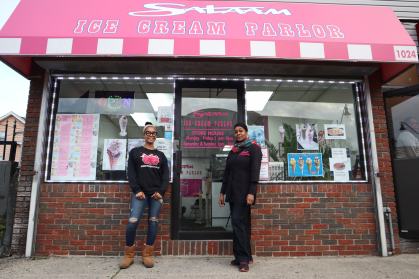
left=1, top=254, right=418, bottom=279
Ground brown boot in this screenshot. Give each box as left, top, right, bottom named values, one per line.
left=119, top=246, right=135, bottom=269
left=142, top=245, right=154, bottom=268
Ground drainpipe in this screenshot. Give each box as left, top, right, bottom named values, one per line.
left=364, top=76, right=388, bottom=257
left=25, top=71, right=50, bottom=257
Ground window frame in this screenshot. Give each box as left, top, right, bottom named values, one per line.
left=44, top=75, right=368, bottom=184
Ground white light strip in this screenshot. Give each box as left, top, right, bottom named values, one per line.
left=45, top=74, right=363, bottom=185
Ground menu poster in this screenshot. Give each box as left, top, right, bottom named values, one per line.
left=288, top=153, right=323, bottom=177
left=324, top=124, right=346, bottom=139
left=248, top=126, right=265, bottom=147
left=103, top=139, right=127, bottom=171
left=158, top=106, right=172, bottom=126
left=51, top=114, right=100, bottom=180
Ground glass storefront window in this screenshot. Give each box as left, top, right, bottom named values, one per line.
left=47, top=77, right=175, bottom=182
left=46, top=76, right=366, bottom=184
left=245, top=80, right=365, bottom=182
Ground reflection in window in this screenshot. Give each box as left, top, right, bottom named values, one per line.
left=246, top=80, right=365, bottom=182
left=386, top=94, right=419, bottom=159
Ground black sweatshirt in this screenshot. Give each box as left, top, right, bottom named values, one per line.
left=221, top=144, right=262, bottom=204
left=128, top=146, right=170, bottom=196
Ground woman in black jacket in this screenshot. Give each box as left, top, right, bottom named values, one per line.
left=219, top=123, right=262, bottom=272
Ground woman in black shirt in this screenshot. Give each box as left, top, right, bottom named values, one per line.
left=219, top=123, right=262, bottom=272
left=120, top=122, right=169, bottom=269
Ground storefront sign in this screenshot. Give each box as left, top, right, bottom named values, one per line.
left=94, top=91, right=134, bottom=114
left=0, top=0, right=416, bottom=63
left=182, top=109, right=235, bottom=149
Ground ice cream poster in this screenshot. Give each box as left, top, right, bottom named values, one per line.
left=103, top=139, right=127, bottom=171
left=324, top=124, right=346, bottom=139
left=288, top=153, right=323, bottom=177
left=158, top=106, right=172, bottom=126
left=128, top=139, right=145, bottom=153
left=248, top=126, right=265, bottom=147
left=51, top=114, right=100, bottom=181
left=296, top=124, right=319, bottom=151
left=329, top=157, right=351, bottom=181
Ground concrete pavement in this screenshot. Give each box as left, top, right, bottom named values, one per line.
left=1, top=254, right=418, bottom=278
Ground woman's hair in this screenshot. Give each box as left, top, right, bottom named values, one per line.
left=143, top=122, right=156, bottom=134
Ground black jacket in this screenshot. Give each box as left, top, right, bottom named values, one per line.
left=128, top=146, right=170, bottom=196
left=221, top=143, right=262, bottom=203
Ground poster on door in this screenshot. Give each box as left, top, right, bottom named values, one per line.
left=180, top=158, right=210, bottom=197
left=51, top=114, right=100, bottom=180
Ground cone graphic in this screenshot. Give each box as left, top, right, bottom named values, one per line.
left=290, top=157, right=296, bottom=175
left=108, top=155, right=120, bottom=170
left=306, top=158, right=312, bottom=174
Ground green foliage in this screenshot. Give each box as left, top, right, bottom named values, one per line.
left=264, top=139, right=279, bottom=162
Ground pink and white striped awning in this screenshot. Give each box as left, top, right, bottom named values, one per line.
left=0, top=0, right=417, bottom=63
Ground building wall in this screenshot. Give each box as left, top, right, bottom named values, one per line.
left=0, top=115, right=24, bottom=162
left=11, top=67, right=400, bottom=257
left=32, top=70, right=400, bottom=257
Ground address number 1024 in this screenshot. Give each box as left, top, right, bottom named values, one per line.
left=396, top=49, right=417, bottom=59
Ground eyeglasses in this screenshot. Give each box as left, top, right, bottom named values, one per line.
left=145, top=131, right=157, bottom=137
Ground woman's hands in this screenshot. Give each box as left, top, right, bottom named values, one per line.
left=136, top=192, right=145, bottom=200
left=218, top=193, right=225, bottom=207
left=152, top=192, right=162, bottom=200
left=246, top=194, right=254, bottom=205
left=136, top=192, right=162, bottom=200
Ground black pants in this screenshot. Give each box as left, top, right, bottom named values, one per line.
left=230, top=202, right=253, bottom=263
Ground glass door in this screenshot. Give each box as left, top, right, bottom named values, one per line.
left=172, top=80, right=245, bottom=240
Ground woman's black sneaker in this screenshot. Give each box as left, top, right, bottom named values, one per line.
left=230, top=259, right=253, bottom=266
left=239, top=262, right=249, bottom=272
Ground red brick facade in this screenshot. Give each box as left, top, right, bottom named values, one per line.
left=11, top=69, right=402, bottom=257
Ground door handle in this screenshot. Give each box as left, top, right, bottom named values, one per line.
left=176, top=150, right=182, bottom=175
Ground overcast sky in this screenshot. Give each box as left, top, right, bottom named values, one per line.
left=0, top=0, right=29, bottom=118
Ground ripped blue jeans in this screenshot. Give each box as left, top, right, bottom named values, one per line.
left=125, top=194, right=163, bottom=247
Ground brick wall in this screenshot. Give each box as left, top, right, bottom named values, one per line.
left=11, top=65, right=45, bottom=255
left=368, top=70, right=401, bottom=254
left=252, top=184, right=377, bottom=257
left=35, top=183, right=234, bottom=257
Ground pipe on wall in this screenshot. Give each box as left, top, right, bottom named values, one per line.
left=25, top=71, right=50, bottom=257
left=364, top=76, right=388, bottom=257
